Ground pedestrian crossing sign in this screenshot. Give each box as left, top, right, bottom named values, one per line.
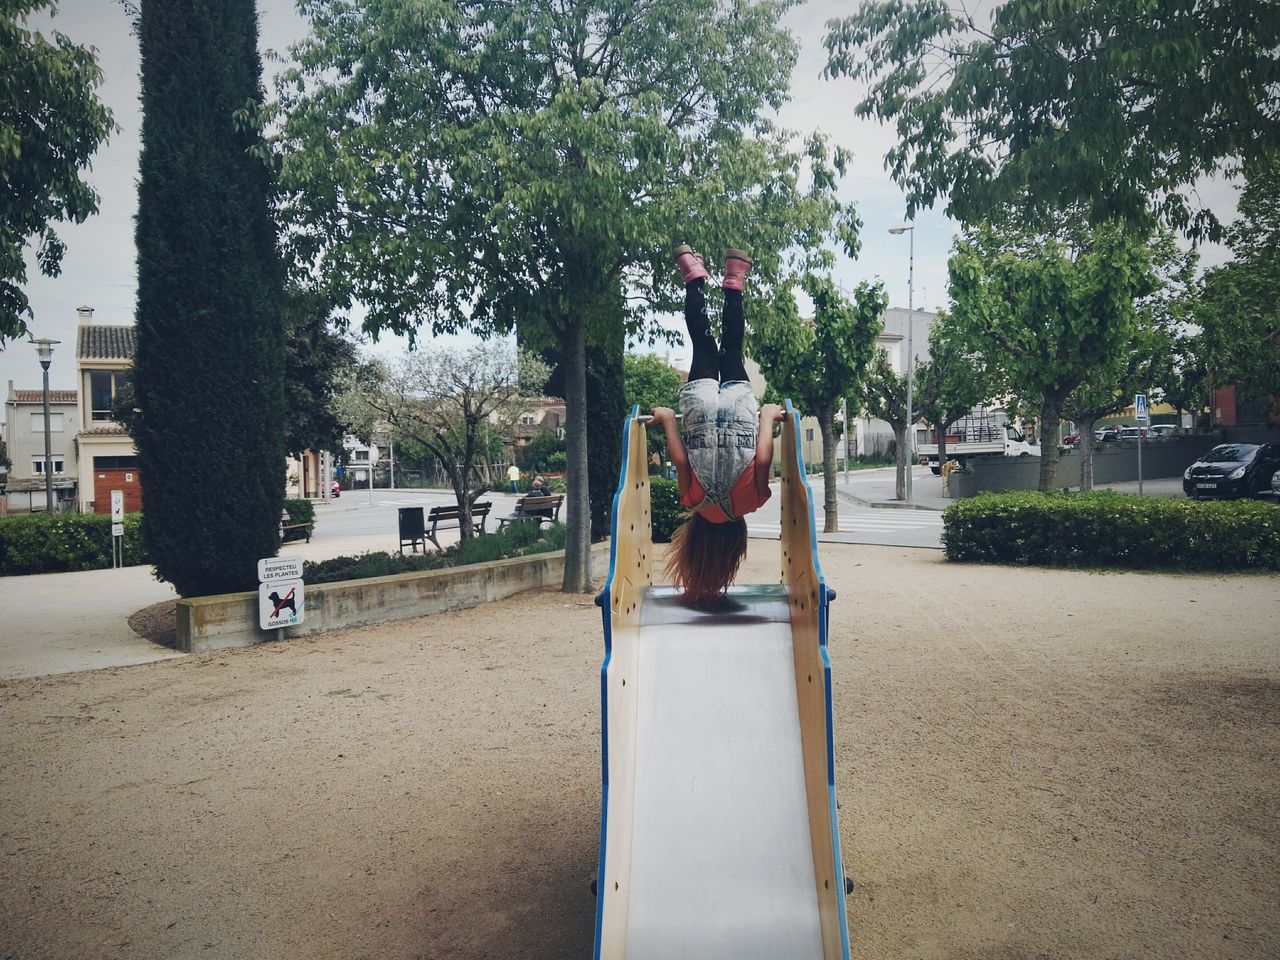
left=1134, top=393, right=1149, bottom=421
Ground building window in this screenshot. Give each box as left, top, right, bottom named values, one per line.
left=521, top=413, right=535, bottom=425
left=30, top=411, right=64, bottom=433
left=806, top=428, right=814, bottom=442
left=32, top=457, right=66, bottom=475
left=352, top=449, right=369, bottom=462
left=90, top=370, right=125, bottom=421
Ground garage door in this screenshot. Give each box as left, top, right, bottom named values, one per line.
left=93, top=467, right=142, bottom=515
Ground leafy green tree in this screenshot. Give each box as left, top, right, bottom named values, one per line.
left=355, top=345, right=551, bottom=539
left=624, top=351, right=684, bottom=465
left=753, top=276, right=885, bottom=527
left=132, top=0, right=286, bottom=597
left=0, top=436, right=10, bottom=472
left=1064, top=321, right=1171, bottom=490
left=1064, top=235, right=1195, bottom=488
left=948, top=221, right=1157, bottom=491
left=1197, top=154, right=1280, bottom=409
left=586, top=308, right=625, bottom=542
left=282, top=288, right=358, bottom=457
left=824, top=0, right=1279, bottom=239
left=860, top=349, right=913, bottom=501
left=624, top=353, right=684, bottom=417
left=272, top=0, right=859, bottom=591
left=1160, top=334, right=1210, bottom=431
left=1, top=0, right=114, bottom=341
left=913, top=314, right=996, bottom=472
left=516, top=429, right=566, bottom=474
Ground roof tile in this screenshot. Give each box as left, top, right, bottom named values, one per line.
left=77, top=325, right=137, bottom=361
left=11, top=390, right=77, bottom=403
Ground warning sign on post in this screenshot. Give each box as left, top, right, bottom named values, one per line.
left=258, top=555, right=305, bottom=630
left=111, top=490, right=124, bottom=523
left=258, top=556, right=303, bottom=583
left=259, top=580, right=305, bottom=630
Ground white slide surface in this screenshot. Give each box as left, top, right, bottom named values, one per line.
left=624, top=585, right=823, bottom=959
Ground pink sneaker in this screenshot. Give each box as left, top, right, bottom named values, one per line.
left=722, top=248, right=752, bottom=291
left=673, top=243, right=710, bottom=284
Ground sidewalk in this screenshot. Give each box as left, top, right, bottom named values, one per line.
left=833, top=466, right=1189, bottom=511
left=835, top=465, right=950, bottom=511
left=0, top=498, right=532, bottom=680
left=0, top=565, right=184, bottom=679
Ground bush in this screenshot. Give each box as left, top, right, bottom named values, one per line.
left=943, top=491, right=1280, bottom=570
left=302, top=522, right=568, bottom=585
left=0, top=512, right=148, bottom=575
left=649, top=477, right=682, bottom=543
left=282, top=498, right=315, bottom=525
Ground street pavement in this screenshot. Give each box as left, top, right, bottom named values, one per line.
left=0, top=470, right=1193, bottom=679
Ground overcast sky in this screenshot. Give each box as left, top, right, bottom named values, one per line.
left=3, top=0, right=1238, bottom=397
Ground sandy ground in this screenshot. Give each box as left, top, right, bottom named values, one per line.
left=1, top=543, right=1277, bottom=960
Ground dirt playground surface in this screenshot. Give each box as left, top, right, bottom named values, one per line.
left=1, top=544, right=1277, bottom=960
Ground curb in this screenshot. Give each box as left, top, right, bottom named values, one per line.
left=835, top=486, right=945, bottom=512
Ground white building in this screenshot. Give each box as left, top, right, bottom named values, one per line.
left=2, top=382, right=79, bottom=512
left=74, top=306, right=140, bottom=513
left=856, top=306, right=937, bottom=458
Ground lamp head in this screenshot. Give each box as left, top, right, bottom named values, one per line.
left=33, top=338, right=60, bottom=365
left=888, top=224, right=913, bottom=235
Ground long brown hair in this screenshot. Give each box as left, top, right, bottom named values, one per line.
left=665, top=512, right=748, bottom=604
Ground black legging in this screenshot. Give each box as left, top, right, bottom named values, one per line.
left=685, top=279, right=748, bottom=383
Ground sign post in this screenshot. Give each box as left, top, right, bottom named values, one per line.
left=259, top=555, right=305, bottom=641
left=110, top=490, right=124, bottom=568
left=1134, top=393, right=1149, bottom=496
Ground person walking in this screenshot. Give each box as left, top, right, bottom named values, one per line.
left=507, top=463, right=521, bottom=494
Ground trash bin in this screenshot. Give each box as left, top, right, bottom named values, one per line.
left=398, top=506, right=426, bottom=555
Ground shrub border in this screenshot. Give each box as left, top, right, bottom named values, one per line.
left=943, top=490, right=1280, bottom=570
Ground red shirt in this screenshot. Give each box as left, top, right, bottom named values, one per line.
left=680, top=461, right=771, bottom=523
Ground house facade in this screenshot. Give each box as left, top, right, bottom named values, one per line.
left=74, top=307, right=140, bottom=514
left=856, top=306, right=937, bottom=458
left=2, top=382, right=79, bottom=511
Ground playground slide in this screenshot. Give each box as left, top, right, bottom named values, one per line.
left=594, top=401, right=851, bottom=960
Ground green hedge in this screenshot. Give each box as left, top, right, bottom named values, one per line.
left=943, top=491, right=1280, bottom=570
left=282, top=497, right=315, bottom=525
left=649, top=477, right=682, bottom=543
left=301, top=521, right=567, bottom=585
left=0, top=512, right=148, bottom=575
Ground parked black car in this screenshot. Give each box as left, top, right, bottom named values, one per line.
left=1182, top=443, right=1280, bottom=499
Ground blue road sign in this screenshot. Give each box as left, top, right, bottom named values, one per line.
left=1134, top=393, right=1149, bottom=421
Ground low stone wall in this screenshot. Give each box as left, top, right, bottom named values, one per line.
left=950, top=437, right=1215, bottom=497
left=175, top=542, right=611, bottom=653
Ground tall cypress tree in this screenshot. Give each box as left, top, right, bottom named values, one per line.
left=133, top=0, right=285, bottom=597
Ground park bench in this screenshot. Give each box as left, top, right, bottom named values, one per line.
left=496, top=493, right=564, bottom=531
left=279, top=509, right=313, bottom=544
left=401, top=501, right=493, bottom=554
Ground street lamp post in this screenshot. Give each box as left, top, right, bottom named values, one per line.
left=889, top=223, right=915, bottom=503
left=33, top=338, right=60, bottom=513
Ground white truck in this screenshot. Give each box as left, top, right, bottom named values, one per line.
left=917, top=412, right=1040, bottom=474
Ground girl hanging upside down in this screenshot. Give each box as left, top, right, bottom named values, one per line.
left=650, top=244, right=785, bottom=605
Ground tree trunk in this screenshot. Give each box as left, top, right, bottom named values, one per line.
left=937, top=420, right=948, bottom=473
left=560, top=318, right=593, bottom=592
left=818, top=403, right=838, bottom=532
left=453, top=473, right=473, bottom=539
left=1079, top=415, right=1099, bottom=491
left=893, top=422, right=908, bottom=500
left=1038, top=394, right=1062, bottom=492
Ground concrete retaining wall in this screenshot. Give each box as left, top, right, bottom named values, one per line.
left=950, top=437, right=1214, bottom=497
left=175, top=542, right=611, bottom=653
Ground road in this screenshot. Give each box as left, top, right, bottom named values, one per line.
left=317, top=468, right=945, bottom=551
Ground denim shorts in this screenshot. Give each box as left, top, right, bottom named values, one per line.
left=679, top=378, right=758, bottom=511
